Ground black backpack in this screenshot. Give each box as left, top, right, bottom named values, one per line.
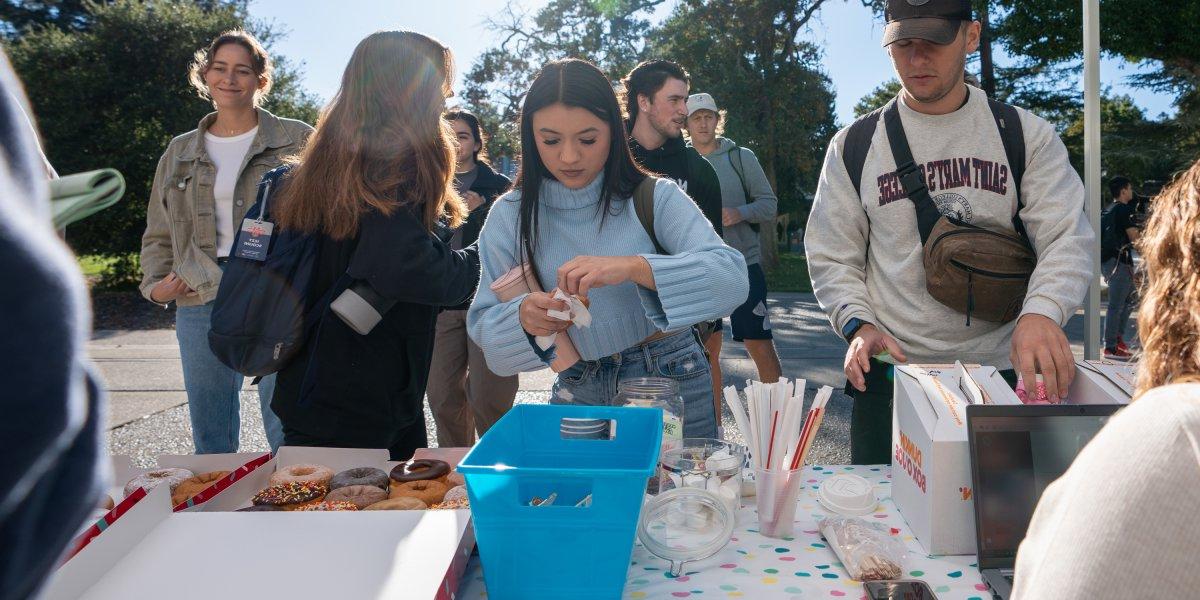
left=208, top=166, right=347, bottom=377
left=1099, top=205, right=1121, bottom=263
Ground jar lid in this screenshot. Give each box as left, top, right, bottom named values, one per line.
left=638, top=487, right=735, bottom=576
left=817, top=473, right=877, bottom=516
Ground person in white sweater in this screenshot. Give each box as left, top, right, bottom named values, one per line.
left=1013, top=158, right=1200, bottom=599
left=805, top=0, right=1093, bottom=463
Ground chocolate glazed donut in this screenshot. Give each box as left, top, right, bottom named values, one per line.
left=389, top=459, right=451, bottom=483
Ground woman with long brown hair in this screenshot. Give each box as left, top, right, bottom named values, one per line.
left=269, top=30, right=479, bottom=459
left=1013, top=160, right=1200, bottom=598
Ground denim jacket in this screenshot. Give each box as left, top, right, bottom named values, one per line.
left=139, top=107, right=312, bottom=306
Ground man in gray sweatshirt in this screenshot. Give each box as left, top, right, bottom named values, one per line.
left=806, top=0, right=1093, bottom=463
left=686, top=92, right=782, bottom=408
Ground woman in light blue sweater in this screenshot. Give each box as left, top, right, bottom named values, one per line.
left=467, top=59, right=748, bottom=438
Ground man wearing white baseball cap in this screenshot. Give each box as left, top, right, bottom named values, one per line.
left=806, top=0, right=1093, bottom=463
left=686, top=92, right=782, bottom=407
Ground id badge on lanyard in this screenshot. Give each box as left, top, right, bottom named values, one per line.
left=233, top=178, right=275, bottom=261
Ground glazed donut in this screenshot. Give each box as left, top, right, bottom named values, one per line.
left=252, top=482, right=327, bottom=508
left=325, top=484, right=387, bottom=510
left=390, top=459, right=451, bottom=484
left=236, top=505, right=283, bottom=512
left=443, top=485, right=468, bottom=503
left=171, top=471, right=230, bottom=506
left=445, top=471, right=465, bottom=487
left=364, top=497, right=427, bottom=511
left=269, top=464, right=334, bottom=488
left=390, top=479, right=448, bottom=505
left=300, top=500, right=359, bottom=511
left=124, top=468, right=194, bottom=497
left=329, top=467, right=390, bottom=491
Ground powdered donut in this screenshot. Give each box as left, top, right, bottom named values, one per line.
left=442, top=485, right=468, bottom=503
left=329, top=467, right=389, bottom=491
left=300, top=500, right=359, bottom=511
left=269, top=464, right=334, bottom=488
left=171, top=471, right=230, bottom=506
left=124, top=468, right=194, bottom=497
left=390, top=459, right=450, bottom=484
left=390, top=479, right=448, bottom=505
left=236, top=505, right=283, bottom=512
left=364, top=497, right=427, bottom=511
left=252, top=482, right=327, bottom=509
left=325, top=484, right=387, bottom=509
left=445, top=471, right=465, bottom=487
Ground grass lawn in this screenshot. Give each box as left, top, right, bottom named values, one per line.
left=765, top=252, right=812, bottom=293
left=78, top=254, right=114, bottom=277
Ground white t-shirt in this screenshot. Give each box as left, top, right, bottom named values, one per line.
left=204, top=127, right=257, bottom=257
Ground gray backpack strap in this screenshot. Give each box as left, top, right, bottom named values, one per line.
left=633, top=176, right=666, bottom=254
left=842, top=105, right=886, bottom=198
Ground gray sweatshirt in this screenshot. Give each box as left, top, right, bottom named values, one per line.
left=806, top=86, right=1094, bottom=368
left=695, top=137, right=778, bottom=265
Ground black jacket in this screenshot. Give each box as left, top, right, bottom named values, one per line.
left=447, top=163, right=510, bottom=310
left=630, top=136, right=724, bottom=236
left=272, top=202, right=480, bottom=458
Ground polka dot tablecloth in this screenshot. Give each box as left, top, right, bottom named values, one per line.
left=457, top=465, right=991, bottom=599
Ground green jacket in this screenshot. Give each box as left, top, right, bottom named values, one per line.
left=139, top=108, right=312, bottom=306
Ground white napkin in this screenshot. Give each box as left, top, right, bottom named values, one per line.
left=534, top=289, right=594, bottom=350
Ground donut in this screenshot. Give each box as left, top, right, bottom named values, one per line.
left=432, top=498, right=470, bottom=510
left=300, top=500, right=359, bottom=511
left=171, top=471, right=230, bottom=506
left=236, top=505, right=283, bottom=512
left=124, top=468, right=194, bottom=497
left=99, top=495, right=114, bottom=511
left=252, top=482, right=327, bottom=508
left=325, top=484, right=388, bottom=510
left=443, top=485, right=468, bottom=503
left=364, top=497, right=427, bottom=511
left=390, top=479, right=448, bottom=505
left=269, top=464, right=334, bottom=488
left=390, top=459, right=451, bottom=484
left=329, top=467, right=390, bottom=491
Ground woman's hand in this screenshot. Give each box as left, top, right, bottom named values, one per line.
left=149, top=272, right=193, bottom=304
left=520, top=292, right=571, bottom=337
left=556, top=255, right=654, bottom=298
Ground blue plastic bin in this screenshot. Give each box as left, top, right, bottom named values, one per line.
left=458, top=404, right=663, bottom=599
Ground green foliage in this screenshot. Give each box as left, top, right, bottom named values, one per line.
left=853, top=79, right=901, bottom=117
left=6, top=0, right=319, bottom=285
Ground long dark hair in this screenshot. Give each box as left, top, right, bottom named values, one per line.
left=444, top=108, right=490, bottom=166
left=274, top=30, right=465, bottom=239
left=515, top=58, right=648, bottom=284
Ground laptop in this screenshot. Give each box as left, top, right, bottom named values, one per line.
left=966, top=403, right=1123, bottom=599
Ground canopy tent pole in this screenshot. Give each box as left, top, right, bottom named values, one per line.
left=1082, top=0, right=1102, bottom=359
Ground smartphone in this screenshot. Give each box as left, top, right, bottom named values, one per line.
left=863, top=580, right=937, bottom=600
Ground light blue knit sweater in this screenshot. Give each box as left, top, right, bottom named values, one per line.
left=467, top=176, right=749, bottom=376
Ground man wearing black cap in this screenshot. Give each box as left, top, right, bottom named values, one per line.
left=806, top=0, right=1094, bottom=463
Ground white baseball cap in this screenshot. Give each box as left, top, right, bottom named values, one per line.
left=687, top=93, right=720, bottom=116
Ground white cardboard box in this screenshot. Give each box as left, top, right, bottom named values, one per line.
left=200, top=446, right=392, bottom=511
left=44, top=484, right=476, bottom=600
left=892, top=363, right=1021, bottom=556
left=1068, top=359, right=1136, bottom=404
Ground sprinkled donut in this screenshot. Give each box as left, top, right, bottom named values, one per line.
left=364, top=497, right=427, bottom=511
left=325, top=484, right=388, bottom=509
left=329, top=467, right=390, bottom=491
left=172, top=471, right=230, bottom=506
left=269, top=464, right=334, bottom=488
left=300, top=501, right=359, bottom=511
left=390, top=479, right=448, bottom=505
left=389, top=459, right=450, bottom=484
left=252, top=481, right=328, bottom=509
left=124, top=468, right=194, bottom=498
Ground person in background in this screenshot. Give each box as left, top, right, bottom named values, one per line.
left=0, top=50, right=107, bottom=600
left=1101, top=175, right=1139, bottom=361
left=269, top=30, right=479, bottom=460
left=139, top=30, right=312, bottom=453
left=426, top=109, right=518, bottom=447
left=468, top=58, right=747, bottom=440
left=686, top=92, right=782, bottom=418
left=1013, top=159, right=1200, bottom=599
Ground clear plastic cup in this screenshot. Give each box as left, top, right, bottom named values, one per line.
left=754, top=467, right=805, bottom=538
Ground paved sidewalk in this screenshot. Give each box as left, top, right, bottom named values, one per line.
left=94, top=293, right=1097, bottom=467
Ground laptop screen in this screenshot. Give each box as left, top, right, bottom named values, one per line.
left=968, top=406, right=1120, bottom=568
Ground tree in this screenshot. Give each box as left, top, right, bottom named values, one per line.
left=853, top=79, right=902, bottom=117
left=654, top=0, right=839, bottom=268
left=1060, top=94, right=1180, bottom=185
left=0, top=0, right=243, bottom=37
left=6, top=0, right=320, bottom=284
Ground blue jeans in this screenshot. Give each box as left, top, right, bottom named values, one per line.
left=1102, top=258, right=1137, bottom=347
left=550, top=329, right=717, bottom=439
left=176, top=303, right=283, bottom=453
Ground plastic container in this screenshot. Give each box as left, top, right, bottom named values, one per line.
left=755, top=467, right=805, bottom=538
left=817, top=473, right=878, bottom=516
left=458, top=404, right=663, bottom=600
left=638, top=487, right=735, bottom=576
left=657, top=438, right=745, bottom=513
left=615, top=377, right=684, bottom=455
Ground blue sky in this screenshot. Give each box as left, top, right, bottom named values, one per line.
left=250, top=0, right=1175, bottom=126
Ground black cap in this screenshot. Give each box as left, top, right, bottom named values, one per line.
left=882, top=0, right=973, bottom=47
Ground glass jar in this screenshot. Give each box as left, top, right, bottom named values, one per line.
left=657, top=438, right=746, bottom=514
left=614, top=377, right=684, bottom=456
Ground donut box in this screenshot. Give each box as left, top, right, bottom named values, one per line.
left=1067, top=358, right=1136, bottom=404
left=43, top=478, right=475, bottom=600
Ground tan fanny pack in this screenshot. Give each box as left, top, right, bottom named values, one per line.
left=880, top=98, right=1036, bottom=325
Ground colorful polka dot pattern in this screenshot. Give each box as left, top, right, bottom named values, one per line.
left=457, top=465, right=988, bottom=599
